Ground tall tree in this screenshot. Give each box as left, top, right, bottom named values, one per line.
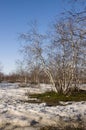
left=19, top=1, right=86, bottom=94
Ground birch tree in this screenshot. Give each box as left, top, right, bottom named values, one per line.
left=50, top=11, right=86, bottom=94
left=19, top=7, right=86, bottom=94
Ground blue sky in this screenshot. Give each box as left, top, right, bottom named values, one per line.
left=0, top=0, right=82, bottom=74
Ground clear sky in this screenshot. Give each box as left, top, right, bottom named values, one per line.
left=0, top=0, right=82, bottom=74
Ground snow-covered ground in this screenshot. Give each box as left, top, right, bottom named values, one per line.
left=0, top=83, right=86, bottom=130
